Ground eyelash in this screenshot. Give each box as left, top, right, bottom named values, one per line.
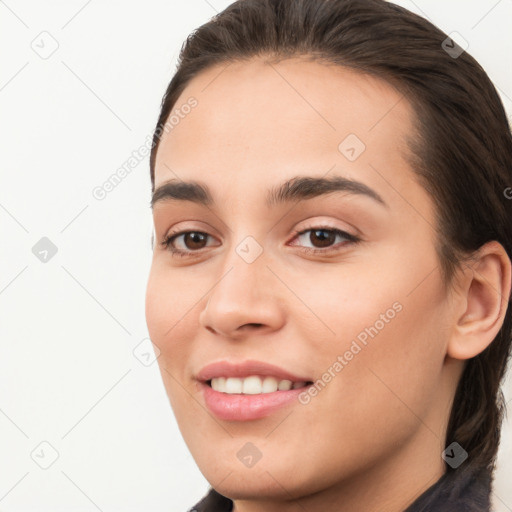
left=160, top=226, right=361, bottom=258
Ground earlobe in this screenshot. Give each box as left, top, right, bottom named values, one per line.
left=447, top=241, right=512, bottom=361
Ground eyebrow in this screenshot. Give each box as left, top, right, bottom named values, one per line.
left=151, top=175, right=387, bottom=209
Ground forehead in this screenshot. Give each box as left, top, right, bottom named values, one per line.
left=154, top=56, right=418, bottom=198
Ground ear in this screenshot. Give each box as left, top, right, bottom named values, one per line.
left=447, top=241, right=512, bottom=361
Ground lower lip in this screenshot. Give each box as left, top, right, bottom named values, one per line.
left=200, top=381, right=310, bottom=421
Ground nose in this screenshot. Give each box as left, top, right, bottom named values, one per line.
left=198, top=246, right=286, bottom=339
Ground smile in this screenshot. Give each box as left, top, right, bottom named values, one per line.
left=197, top=359, right=315, bottom=420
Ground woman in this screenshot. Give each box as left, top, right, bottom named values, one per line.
left=145, top=0, right=512, bottom=510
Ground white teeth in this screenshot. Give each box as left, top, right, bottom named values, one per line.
left=242, top=376, right=262, bottom=395
left=278, top=379, right=292, bottom=391
left=261, top=376, right=278, bottom=393
left=225, top=377, right=243, bottom=394
left=211, top=377, right=225, bottom=392
left=210, top=375, right=306, bottom=394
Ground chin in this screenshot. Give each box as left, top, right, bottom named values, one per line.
left=197, top=452, right=329, bottom=501
left=211, top=473, right=308, bottom=502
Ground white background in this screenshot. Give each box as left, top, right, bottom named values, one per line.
left=0, top=1, right=511, bottom=511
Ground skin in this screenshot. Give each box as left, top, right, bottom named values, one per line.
left=145, top=57, right=511, bottom=512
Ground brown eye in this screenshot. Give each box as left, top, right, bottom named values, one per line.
left=181, top=232, right=208, bottom=250
left=162, top=231, right=218, bottom=256
left=308, top=229, right=337, bottom=248
left=290, top=227, right=361, bottom=255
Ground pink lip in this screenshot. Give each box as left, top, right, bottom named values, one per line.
left=196, top=360, right=313, bottom=421
left=200, top=381, right=309, bottom=421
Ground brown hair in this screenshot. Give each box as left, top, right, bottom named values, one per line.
left=149, top=0, right=512, bottom=473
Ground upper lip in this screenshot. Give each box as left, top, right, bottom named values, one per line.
left=197, top=360, right=312, bottom=383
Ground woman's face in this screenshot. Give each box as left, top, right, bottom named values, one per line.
left=146, top=58, right=460, bottom=504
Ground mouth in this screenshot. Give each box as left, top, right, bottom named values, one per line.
left=206, top=375, right=314, bottom=395
left=197, top=360, right=315, bottom=420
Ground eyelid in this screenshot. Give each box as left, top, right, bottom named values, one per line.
left=159, top=220, right=221, bottom=245
left=288, top=217, right=359, bottom=239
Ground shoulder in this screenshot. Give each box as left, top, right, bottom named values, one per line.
left=404, top=464, right=492, bottom=512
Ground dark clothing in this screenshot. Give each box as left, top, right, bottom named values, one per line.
left=188, top=464, right=492, bottom=511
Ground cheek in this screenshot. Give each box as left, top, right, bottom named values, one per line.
left=145, top=263, right=200, bottom=369
left=290, top=251, right=448, bottom=436
left=281, top=255, right=406, bottom=355
left=305, top=270, right=446, bottom=448
left=145, top=265, right=204, bottom=422
left=294, top=238, right=447, bottom=373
